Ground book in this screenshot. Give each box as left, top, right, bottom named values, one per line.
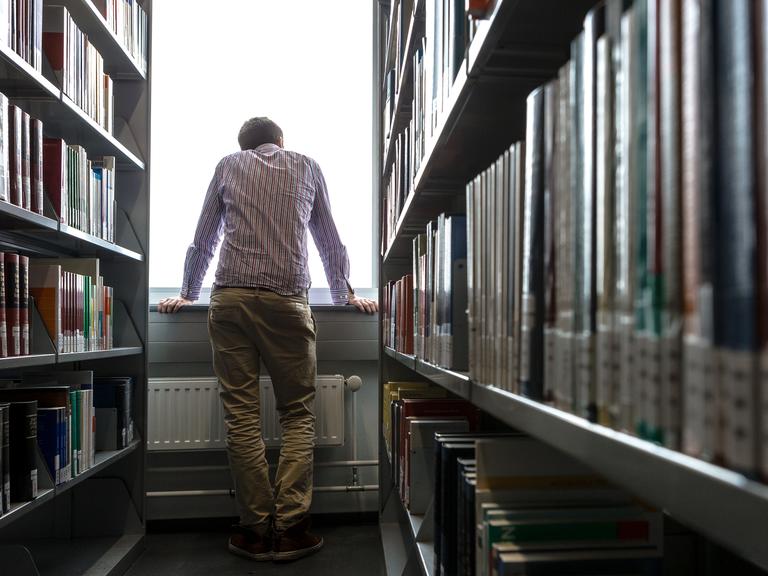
left=36, top=407, right=62, bottom=484
left=715, top=0, right=758, bottom=473
left=0, top=253, right=5, bottom=358
left=456, top=459, right=476, bottom=576
left=494, top=547, right=662, bottom=575
left=0, top=93, right=7, bottom=203
left=42, top=138, right=69, bottom=224
left=28, top=262, right=62, bottom=352
left=7, top=104, right=21, bottom=206
left=19, top=255, right=28, bottom=356
left=657, top=0, right=684, bottom=451
left=466, top=0, right=494, bottom=18
left=757, top=0, right=768, bottom=480
left=520, top=86, right=546, bottom=400
left=0, top=403, right=8, bottom=513
left=543, top=78, right=559, bottom=406
left=441, top=214, right=468, bottom=370
left=616, top=4, right=637, bottom=433
left=435, top=440, right=475, bottom=576
left=21, top=109, right=30, bottom=210
left=94, top=376, right=133, bottom=450
left=30, top=118, right=42, bottom=215
left=4, top=253, right=19, bottom=357
left=555, top=62, right=574, bottom=411
left=9, top=400, right=37, bottom=502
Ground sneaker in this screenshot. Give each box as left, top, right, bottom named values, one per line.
left=273, top=516, right=324, bottom=562
left=228, top=524, right=273, bottom=561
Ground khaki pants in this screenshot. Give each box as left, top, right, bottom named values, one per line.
left=208, top=287, right=316, bottom=533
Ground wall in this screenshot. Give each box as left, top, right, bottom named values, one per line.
left=146, top=303, right=379, bottom=520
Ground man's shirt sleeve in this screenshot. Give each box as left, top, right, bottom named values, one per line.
left=180, top=161, right=225, bottom=301
left=308, top=161, right=351, bottom=305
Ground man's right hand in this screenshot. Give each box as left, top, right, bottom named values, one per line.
left=348, top=293, right=378, bottom=315
left=158, top=296, right=193, bottom=314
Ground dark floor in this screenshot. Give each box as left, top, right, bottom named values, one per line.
left=125, top=516, right=387, bottom=576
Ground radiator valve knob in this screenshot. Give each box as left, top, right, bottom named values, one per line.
left=345, top=375, right=362, bottom=392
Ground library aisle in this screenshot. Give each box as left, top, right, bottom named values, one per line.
left=125, top=519, right=386, bottom=576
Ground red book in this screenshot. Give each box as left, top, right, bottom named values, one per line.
left=4, top=253, right=20, bottom=357
left=42, top=138, right=67, bottom=223
left=0, top=253, right=6, bottom=358
left=21, top=110, right=30, bottom=210
left=30, top=119, right=43, bottom=215
left=18, top=255, right=28, bottom=356
left=467, top=0, right=495, bottom=18
left=8, top=105, right=22, bottom=206
left=396, top=279, right=403, bottom=352
left=42, top=8, right=66, bottom=79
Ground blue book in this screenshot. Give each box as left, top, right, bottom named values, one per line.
left=37, top=408, right=60, bottom=485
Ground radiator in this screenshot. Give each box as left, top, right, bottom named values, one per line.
left=147, top=375, right=345, bottom=450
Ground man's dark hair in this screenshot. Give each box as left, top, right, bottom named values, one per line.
left=238, top=117, right=283, bottom=150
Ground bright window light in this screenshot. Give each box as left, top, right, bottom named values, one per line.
left=149, top=0, right=373, bottom=294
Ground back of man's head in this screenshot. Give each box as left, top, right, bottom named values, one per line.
left=238, top=117, right=283, bottom=150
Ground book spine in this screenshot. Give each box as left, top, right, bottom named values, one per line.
left=0, top=93, right=7, bottom=203
left=21, top=110, right=30, bottom=211
left=659, top=0, right=683, bottom=450
left=521, top=86, right=546, bottom=400
left=1, top=405, right=9, bottom=513
left=19, top=255, right=28, bottom=356
left=596, top=33, right=616, bottom=426
left=0, top=253, right=5, bottom=359
left=8, top=105, right=21, bottom=206
left=757, top=0, right=768, bottom=480
left=30, top=118, right=42, bottom=215
left=715, top=0, right=758, bottom=473
left=556, top=62, right=573, bottom=411
left=4, top=253, right=19, bottom=357
left=544, top=78, right=559, bottom=405
left=10, top=401, right=38, bottom=501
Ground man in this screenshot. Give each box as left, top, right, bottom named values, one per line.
left=158, top=117, right=377, bottom=562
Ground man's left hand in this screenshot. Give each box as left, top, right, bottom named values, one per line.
left=349, top=293, right=378, bottom=314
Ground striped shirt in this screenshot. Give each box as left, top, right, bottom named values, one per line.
left=180, top=144, right=350, bottom=304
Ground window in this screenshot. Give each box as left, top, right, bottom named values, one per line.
left=149, top=1, right=374, bottom=298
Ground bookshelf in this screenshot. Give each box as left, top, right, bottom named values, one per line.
left=377, top=0, right=768, bottom=575
left=0, top=0, right=151, bottom=575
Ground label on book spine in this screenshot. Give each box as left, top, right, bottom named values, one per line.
left=634, top=334, right=649, bottom=439
left=575, top=332, right=595, bottom=420
left=519, top=294, right=535, bottom=389
left=660, top=328, right=683, bottom=450
left=559, top=330, right=574, bottom=413
left=721, top=348, right=757, bottom=473
left=682, top=336, right=707, bottom=458
left=647, top=335, right=662, bottom=443
left=617, top=316, right=634, bottom=433
left=596, top=322, right=613, bottom=426
left=544, top=327, right=556, bottom=404
left=10, top=326, right=19, bottom=357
